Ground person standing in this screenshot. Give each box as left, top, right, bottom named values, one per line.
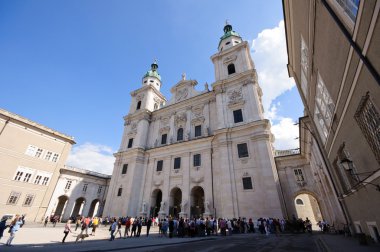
left=62, top=220, right=72, bottom=243
left=146, top=217, right=152, bottom=236
left=136, top=218, right=142, bottom=237
left=109, top=219, right=117, bottom=241
left=6, top=215, right=23, bottom=246
left=124, top=217, right=131, bottom=238
left=75, top=217, right=81, bottom=231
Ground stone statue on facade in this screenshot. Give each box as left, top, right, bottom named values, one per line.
left=142, top=201, right=147, bottom=213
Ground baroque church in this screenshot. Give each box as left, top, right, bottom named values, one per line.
left=103, top=23, right=284, bottom=219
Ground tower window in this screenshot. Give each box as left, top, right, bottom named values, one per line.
left=136, top=101, right=141, bottom=110
left=157, top=160, right=163, bottom=171
left=177, top=128, right=184, bottom=141
left=174, top=157, right=181, bottom=169
left=228, top=64, right=236, bottom=75
left=150, top=80, right=154, bottom=83
left=128, top=138, right=133, bottom=148
left=117, top=187, right=122, bottom=197
left=195, top=125, right=202, bottom=137
left=296, top=199, right=304, bottom=205
left=193, top=154, right=201, bottom=167
left=161, top=134, right=167, bottom=145
left=237, top=143, right=249, bottom=158
left=233, top=109, right=243, bottom=123
left=242, top=177, right=253, bottom=190
left=225, top=41, right=231, bottom=45
left=154, top=103, right=158, bottom=110
left=122, top=164, right=128, bottom=174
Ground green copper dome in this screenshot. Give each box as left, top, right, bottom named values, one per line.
left=143, top=60, right=161, bottom=81
left=218, top=23, right=241, bottom=47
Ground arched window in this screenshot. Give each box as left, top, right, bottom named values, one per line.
left=177, top=128, right=184, bottom=141
left=136, top=101, right=141, bottom=110
left=296, top=199, right=304, bottom=205
left=154, top=103, right=158, bottom=110
left=228, top=64, right=236, bottom=75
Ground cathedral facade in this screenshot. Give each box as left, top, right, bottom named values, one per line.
left=103, top=24, right=283, bottom=219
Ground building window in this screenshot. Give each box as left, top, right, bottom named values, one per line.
left=35, top=148, right=43, bottom=158
left=34, top=175, right=42, bottom=185
left=23, top=172, right=32, bottom=183
left=354, top=92, right=380, bottom=164
left=14, top=171, right=23, bottom=181
left=65, top=180, right=72, bottom=190
left=154, top=103, right=158, bottom=110
left=193, top=154, right=201, bottom=167
left=314, top=73, right=335, bottom=143
left=294, top=169, right=305, bottom=182
left=227, top=64, right=236, bottom=75
left=296, top=199, right=304, bottom=205
left=117, top=187, right=122, bottom=196
left=195, top=125, right=202, bottom=137
left=98, top=186, right=103, bottom=194
left=174, top=157, right=181, bottom=169
left=242, top=177, right=253, bottom=190
left=122, top=164, right=128, bottom=174
left=177, top=128, right=184, bottom=141
left=52, top=153, right=59, bottom=162
left=237, top=143, right=249, bottom=158
left=7, top=192, right=21, bottom=205
left=42, top=176, right=50, bottom=186
left=25, top=145, right=37, bottom=156
left=161, top=134, right=167, bottom=145
left=127, top=138, right=133, bottom=148
left=136, top=100, right=141, bottom=110
left=335, top=0, right=360, bottom=22
left=233, top=109, right=243, bottom=123
left=157, top=160, right=163, bottom=172
left=45, top=151, right=52, bottom=161
left=300, top=35, right=309, bottom=98
left=83, top=183, right=88, bottom=192
left=23, top=194, right=35, bottom=206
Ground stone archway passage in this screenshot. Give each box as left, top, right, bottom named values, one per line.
left=87, top=199, right=100, bottom=217
left=295, top=193, right=323, bottom=230
left=169, top=187, right=182, bottom=218
left=150, top=189, right=162, bottom=217
left=71, top=197, right=86, bottom=218
left=190, top=186, right=204, bottom=219
left=55, top=195, right=69, bottom=217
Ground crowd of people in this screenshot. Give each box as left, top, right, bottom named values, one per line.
left=0, top=213, right=323, bottom=246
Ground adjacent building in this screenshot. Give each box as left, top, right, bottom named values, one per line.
left=104, top=23, right=284, bottom=220
left=46, top=165, right=111, bottom=221
left=0, top=108, right=75, bottom=222
left=283, top=0, right=380, bottom=241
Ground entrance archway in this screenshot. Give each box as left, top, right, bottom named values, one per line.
left=54, top=195, right=69, bottom=218
left=71, top=197, right=86, bottom=218
left=295, top=193, right=323, bottom=230
left=87, top=199, right=100, bottom=217
left=169, top=187, right=182, bottom=218
left=190, top=186, right=204, bottom=218
left=150, top=189, right=162, bottom=217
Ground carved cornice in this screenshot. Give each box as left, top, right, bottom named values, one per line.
left=250, top=133, right=271, bottom=142
left=191, top=116, right=205, bottom=125
left=159, top=126, right=170, bottom=134
left=175, top=113, right=187, bottom=126
left=228, top=100, right=245, bottom=109
left=223, top=54, right=237, bottom=65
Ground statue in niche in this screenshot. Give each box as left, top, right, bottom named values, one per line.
left=180, top=200, right=188, bottom=211
left=185, top=131, right=190, bottom=140
left=204, top=200, right=210, bottom=213
left=142, top=201, right=147, bottom=213
left=160, top=201, right=166, bottom=211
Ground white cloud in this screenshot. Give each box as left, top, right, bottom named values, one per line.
left=66, top=142, right=115, bottom=175
left=251, top=20, right=295, bottom=115
left=271, top=117, right=299, bottom=150
left=251, top=20, right=300, bottom=150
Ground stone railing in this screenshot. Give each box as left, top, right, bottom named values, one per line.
left=274, top=148, right=300, bottom=157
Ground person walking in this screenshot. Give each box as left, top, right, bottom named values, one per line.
left=75, top=217, right=81, bottom=231
left=109, top=219, right=117, bottom=241
left=124, top=217, right=131, bottom=238
left=90, top=217, right=98, bottom=236
left=0, top=217, right=9, bottom=242
left=115, top=220, right=122, bottom=239
left=62, top=220, right=72, bottom=243
left=6, top=215, right=23, bottom=246
left=44, top=216, right=49, bottom=227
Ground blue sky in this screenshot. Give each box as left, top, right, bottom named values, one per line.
left=0, top=0, right=303, bottom=174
